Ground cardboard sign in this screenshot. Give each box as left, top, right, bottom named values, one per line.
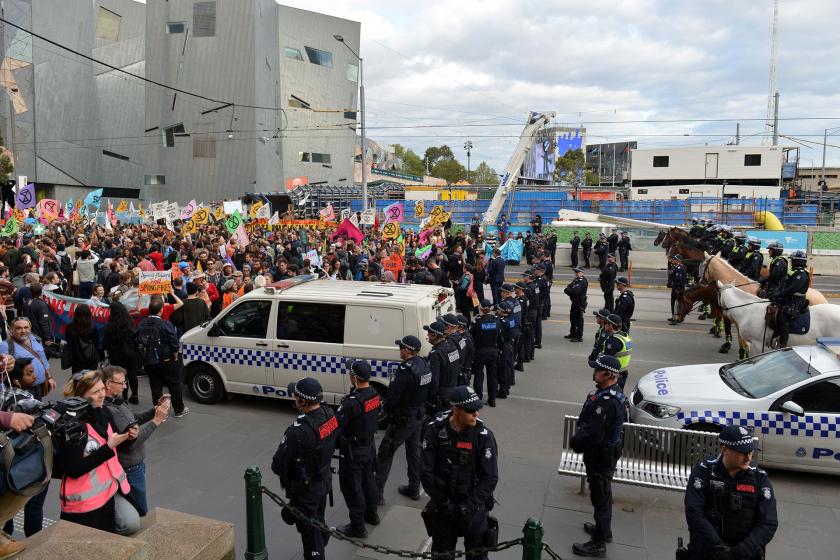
left=192, top=207, right=210, bottom=224
left=151, top=201, right=168, bottom=221
left=414, top=200, right=425, bottom=218
left=382, top=221, right=400, bottom=239
left=384, top=202, right=404, bottom=223
left=382, top=253, right=404, bottom=277
left=181, top=199, right=197, bottom=220
left=360, top=209, right=376, bottom=225
left=223, top=200, right=243, bottom=216
left=139, top=270, right=172, bottom=295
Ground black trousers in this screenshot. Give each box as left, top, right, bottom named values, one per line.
left=339, top=446, right=378, bottom=530
left=376, top=415, right=422, bottom=497
left=291, top=488, right=330, bottom=558
left=571, top=248, right=579, bottom=267
left=427, top=506, right=488, bottom=559
left=619, top=251, right=629, bottom=271
left=602, top=289, right=614, bottom=312
left=584, top=459, right=616, bottom=544
left=570, top=305, right=584, bottom=339
left=670, top=289, right=682, bottom=319
left=498, top=341, right=513, bottom=395
left=147, top=359, right=185, bottom=413
left=583, top=249, right=591, bottom=267
left=533, top=308, right=543, bottom=347
left=542, top=289, right=551, bottom=319
left=472, top=349, right=498, bottom=401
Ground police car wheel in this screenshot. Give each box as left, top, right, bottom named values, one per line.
left=188, top=365, right=224, bottom=404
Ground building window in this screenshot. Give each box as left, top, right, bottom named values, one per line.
left=344, top=111, right=357, bottom=120
left=193, top=1, right=216, bottom=38
left=304, top=46, right=333, bottom=68
left=162, top=123, right=185, bottom=148
left=637, top=189, right=648, bottom=194
left=288, top=96, right=310, bottom=109
left=652, top=156, right=669, bottom=167
left=284, top=47, right=303, bottom=61
left=744, top=154, right=762, bottom=166
left=144, top=175, right=166, bottom=185
left=193, top=132, right=216, bottom=158
left=166, top=22, right=186, bottom=34
left=299, top=152, right=310, bottom=162
left=346, top=63, right=359, bottom=82
left=678, top=188, right=690, bottom=194
left=95, top=7, right=121, bottom=41
left=298, top=152, right=331, bottom=164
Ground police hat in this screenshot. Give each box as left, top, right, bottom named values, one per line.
left=442, top=313, right=460, bottom=327
left=395, top=335, right=422, bottom=352
left=588, top=354, right=622, bottom=374
left=606, top=314, right=623, bottom=327
left=573, top=266, right=584, bottom=273
left=607, top=253, right=616, bottom=259
left=515, top=281, right=527, bottom=290
left=593, top=308, right=611, bottom=319
left=501, top=282, right=516, bottom=293
left=616, top=276, right=630, bottom=286
left=457, top=314, right=469, bottom=327
left=346, top=359, right=372, bottom=380
left=287, top=377, right=323, bottom=402
left=449, top=385, right=483, bottom=412
left=523, top=269, right=535, bottom=278
left=670, top=254, right=683, bottom=261
left=423, top=321, right=447, bottom=336
left=480, top=298, right=493, bottom=309
left=718, top=424, right=760, bottom=453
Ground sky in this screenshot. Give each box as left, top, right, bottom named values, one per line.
left=278, top=0, right=840, bottom=173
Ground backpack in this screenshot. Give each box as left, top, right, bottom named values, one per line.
left=136, top=320, right=163, bottom=365
left=58, top=254, right=73, bottom=282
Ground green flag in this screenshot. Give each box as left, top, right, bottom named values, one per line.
left=225, top=210, right=242, bottom=234
left=0, top=219, right=18, bottom=237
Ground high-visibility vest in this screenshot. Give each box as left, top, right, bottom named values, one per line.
left=602, top=332, right=633, bottom=371
left=60, top=423, right=130, bottom=514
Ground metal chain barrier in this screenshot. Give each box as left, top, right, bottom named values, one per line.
left=541, top=542, right=564, bottom=560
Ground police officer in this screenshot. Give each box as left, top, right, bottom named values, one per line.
left=272, top=378, right=339, bottom=559
left=689, top=217, right=702, bottom=238
left=522, top=272, right=540, bottom=360
left=456, top=314, right=475, bottom=385
left=594, top=233, right=608, bottom=270
left=617, top=231, right=631, bottom=272
left=564, top=267, right=588, bottom=342
left=570, top=355, right=626, bottom=558
left=599, top=314, right=633, bottom=390
left=588, top=308, right=612, bottom=363
left=470, top=300, right=502, bottom=406
left=376, top=336, right=432, bottom=503
left=514, top=282, right=530, bottom=371
left=607, top=228, right=619, bottom=255
left=581, top=232, right=593, bottom=268
left=495, top=300, right=515, bottom=399
left=760, top=242, right=787, bottom=298
left=726, top=232, right=747, bottom=270
left=719, top=228, right=736, bottom=260
left=668, top=254, right=687, bottom=325
left=499, top=283, right=522, bottom=384
left=420, top=386, right=499, bottom=560
left=684, top=425, right=778, bottom=559
left=534, top=263, right=551, bottom=326
left=771, top=250, right=810, bottom=348
left=337, top=360, right=381, bottom=537
left=442, top=313, right=465, bottom=382
left=424, top=320, right=460, bottom=414
left=740, top=238, right=764, bottom=281
left=599, top=254, right=618, bottom=312
left=613, top=277, right=634, bottom=334
left=570, top=231, right=581, bottom=268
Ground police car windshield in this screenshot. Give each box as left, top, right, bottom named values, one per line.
left=720, top=348, right=814, bottom=398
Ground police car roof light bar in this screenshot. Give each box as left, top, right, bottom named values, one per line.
left=265, top=274, right=318, bottom=294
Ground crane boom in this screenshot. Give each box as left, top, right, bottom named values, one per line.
left=481, top=111, right=556, bottom=226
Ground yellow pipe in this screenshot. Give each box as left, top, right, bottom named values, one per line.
left=754, top=210, right=784, bottom=231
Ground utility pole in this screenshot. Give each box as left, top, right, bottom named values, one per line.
left=735, top=123, right=740, bottom=145
left=611, top=143, right=616, bottom=187
left=772, top=91, right=780, bottom=146
left=464, top=140, right=473, bottom=182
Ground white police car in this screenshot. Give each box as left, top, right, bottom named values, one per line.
left=628, top=338, right=840, bottom=474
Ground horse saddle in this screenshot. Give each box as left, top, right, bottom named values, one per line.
left=790, top=309, right=811, bottom=335
left=766, top=302, right=811, bottom=335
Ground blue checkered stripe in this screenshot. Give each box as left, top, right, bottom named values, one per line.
left=678, top=410, right=840, bottom=438
left=182, top=344, right=399, bottom=378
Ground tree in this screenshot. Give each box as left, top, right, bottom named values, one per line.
left=423, top=145, right=455, bottom=172
left=471, top=161, right=499, bottom=185
left=553, top=148, right=599, bottom=193
left=431, top=159, right=467, bottom=183
left=393, top=144, right=425, bottom=177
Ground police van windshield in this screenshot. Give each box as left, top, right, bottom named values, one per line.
left=720, top=348, right=814, bottom=398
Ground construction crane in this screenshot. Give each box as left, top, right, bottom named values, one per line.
left=481, top=111, right=556, bottom=226
left=763, top=0, right=779, bottom=145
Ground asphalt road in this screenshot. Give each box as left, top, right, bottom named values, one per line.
left=29, top=286, right=840, bottom=559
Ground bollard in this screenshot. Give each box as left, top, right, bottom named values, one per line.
left=521, top=517, right=543, bottom=560
left=245, top=466, right=268, bottom=560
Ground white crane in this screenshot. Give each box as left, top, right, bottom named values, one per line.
left=763, top=0, right=779, bottom=145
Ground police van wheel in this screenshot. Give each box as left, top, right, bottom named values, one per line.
left=188, top=365, right=225, bottom=404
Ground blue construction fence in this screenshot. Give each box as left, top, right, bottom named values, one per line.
left=350, top=194, right=820, bottom=227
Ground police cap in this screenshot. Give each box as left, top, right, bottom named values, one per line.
left=457, top=314, right=469, bottom=327
left=480, top=298, right=493, bottom=309
left=593, top=308, right=611, bottom=319
left=606, top=314, right=623, bottom=327
left=395, top=335, right=422, bottom=352
left=718, top=424, right=760, bottom=453
left=515, top=281, right=527, bottom=290
left=607, top=253, right=616, bottom=259
left=423, top=321, right=447, bottom=336
left=670, top=254, right=683, bottom=261
left=442, top=313, right=460, bottom=327
left=588, top=354, right=622, bottom=374
left=573, top=266, right=584, bottom=273
left=500, top=283, right=515, bottom=293
left=449, top=385, right=483, bottom=412
left=287, top=377, right=323, bottom=402
left=523, top=269, right=535, bottom=278
left=345, top=359, right=372, bottom=380
left=616, top=276, right=630, bottom=286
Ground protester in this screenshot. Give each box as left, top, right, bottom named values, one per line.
left=64, top=303, right=102, bottom=373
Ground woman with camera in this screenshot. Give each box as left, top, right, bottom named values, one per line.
left=59, top=371, right=140, bottom=535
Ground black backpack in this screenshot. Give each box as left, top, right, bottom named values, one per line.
left=136, top=320, right=163, bottom=365
left=58, top=254, right=73, bottom=282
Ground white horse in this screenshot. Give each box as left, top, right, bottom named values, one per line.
left=716, top=281, right=840, bottom=355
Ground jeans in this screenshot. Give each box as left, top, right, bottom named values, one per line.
left=125, top=462, right=148, bottom=515
left=2, top=482, right=48, bottom=537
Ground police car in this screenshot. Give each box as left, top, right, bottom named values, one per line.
left=628, top=338, right=840, bottom=474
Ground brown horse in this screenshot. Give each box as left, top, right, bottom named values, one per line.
left=674, top=282, right=749, bottom=356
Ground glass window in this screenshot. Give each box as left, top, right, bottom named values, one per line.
left=166, top=22, right=186, bottom=34
left=193, top=1, right=216, bottom=37
left=720, top=348, right=818, bottom=398
left=637, top=189, right=648, bottom=194
left=744, top=154, right=762, bottom=166
left=284, top=47, right=304, bottom=61
left=288, top=97, right=309, bottom=109
left=299, top=152, right=311, bottom=162
left=95, top=7, right=121, bottom=41
left=790, top=378, right=840, bottom=413
left=311, top=153, right=331, bottom=164
left=304, top=46, right=333, bottom=68
left=277, top=302, right=345, bottom=343
left=344, top=111, right=357, bottom=121
left=652, top=156, right=669, bottom=168
left=163, top=123, right=185, bottom=148
left=346, top=63, right=359, bottom=82
left=219, top=300, right=272, bottom=338
left=144, top=175, right=166, bottom=185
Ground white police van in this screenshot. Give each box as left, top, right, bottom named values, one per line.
left=180, top=276, right=455, bottom=405
left=628, top=339, right=840, bottom=474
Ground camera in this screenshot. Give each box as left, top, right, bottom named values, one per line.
left=2, top=393, right=93, bottom=447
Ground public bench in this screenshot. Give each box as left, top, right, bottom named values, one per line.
left=557, top=415, right=720, bottom=492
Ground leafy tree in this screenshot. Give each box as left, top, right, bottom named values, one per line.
left=553, top=148, right=600, bottom=192
left=471, top=161, right=499, bottom=185
left=423, top=145, right=455, bottom=172
left=393, top=144, right=425, bottom=177
left=431, top=159, right=467, bottom=183
left=584, top=168, right=600, bottom=186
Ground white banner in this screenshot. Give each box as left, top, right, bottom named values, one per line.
left=360, top=208, right=375, bottom=225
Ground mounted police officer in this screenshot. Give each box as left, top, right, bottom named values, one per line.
left=470, top=299, right=502, bottom=406
left=668, top=254, right=687, bottom=325
left=613, top=277, right=634, bottom=333
left=689, top=217, right=702, bottom=238
left=719, top=228, right=736, bottom=259
left=424, top=320, right=461, bottom=415
left=564, top=267, right=588, bottom=342
left=599, top=314, right=633, bottom=390
left=570, top=355, right=626, bottom=558
left=771, top=250, right=810, bottom=348
left=376, top=336, right=432, bottom=503
left=740, top=238, right=763, bottom=281
left=272, top=377, right=339, bottom=559
left=684, top=425, right=778, bottom=559
left=726, top=232, right=747, bottom=270
left=760, top=242, right=787, bottom=298
left=599, top=253, right=618, bottom=312
left=336, top=360, right=381, bottom=538
left=420, top=386, right=499, bottom=560
left=588, top=308, right=612, bottom=363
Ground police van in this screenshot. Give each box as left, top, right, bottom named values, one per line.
left=180, top=276, right=455, bottom=405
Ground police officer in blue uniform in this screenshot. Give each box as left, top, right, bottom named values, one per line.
left=470, top=299, right=501, bottom=406
left=495, top=300, right=515, bottom=399
left=739, top=238, right=764, bottom=281
left=272, top=377, right=339, bottom=559
left=599, top=253, right=618, bottom=312
left=336, top=360, right=381, bottom=538
left=539, top=256, right=554, bottom=319
left=760, top=242, right=787, bottom=298
left=613, top=277, right=635, bottom=334
left=570, top=231, right=581, bottom=268
left=442, top=313, right=465, bottom=381
left=420, top=386, right=499, bottom=559
left=564, top=267, right=588, bottom=341
left=588, top=308, right=612, bottom=363
left=499, top=283, right=522, bottom=385
left=376, top=336, right=432, bottom=503
left=532, top=267, right=548, bottom=347
left=684, top=425, right=778, bottom=559
left=570, top=355, right=626, bottom=557
left=424, top=320, right=461, bottom=414
left=771, top=250, right=810, bottom=348
left=522, top=271, right=540, bottom=358
left=668, top=254, right=687, bottom=325
left=514, top=282, right=530, bottom=372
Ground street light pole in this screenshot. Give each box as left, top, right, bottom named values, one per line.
left=335, top=35, right=367, bottom=211
left=820, top=126, right=840, bottom=191
left=464, top=140, right=473, bottom=182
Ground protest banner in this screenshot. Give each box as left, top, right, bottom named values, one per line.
left=225, top=210, right=243, bottom=234
left=181, top=199, right=197, bottom=220
left=250, top=201, right=265, bottom=220
left=360, top=209, right=375, bottom=225
left=382, top=252, right=404, bottom=277
left=306, top=249, right=321, bottom=267
left=116, top=200, right=128, bottom=213
left=139, top=270, right=172, bottom=295
left=384, top=202, right=404, bottom=223
left=43, top=289, right=111, bottom=341
left=15, top=183, right=35, bottom=209
left=223, top=200, right=243, bottom=216
left=414, top=200, right=425, bottom=218
left=192, top=207, right=210, bottom=224
left=382, top=221, right=400, bottom=239
left=151, top=201, right=168, bottom=221
left=213, top=205, right=225, bottom=221
left=182, top=218, right=197, bottom=235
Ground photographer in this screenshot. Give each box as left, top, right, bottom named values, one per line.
left=59, top=371, right=140, bottom=535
